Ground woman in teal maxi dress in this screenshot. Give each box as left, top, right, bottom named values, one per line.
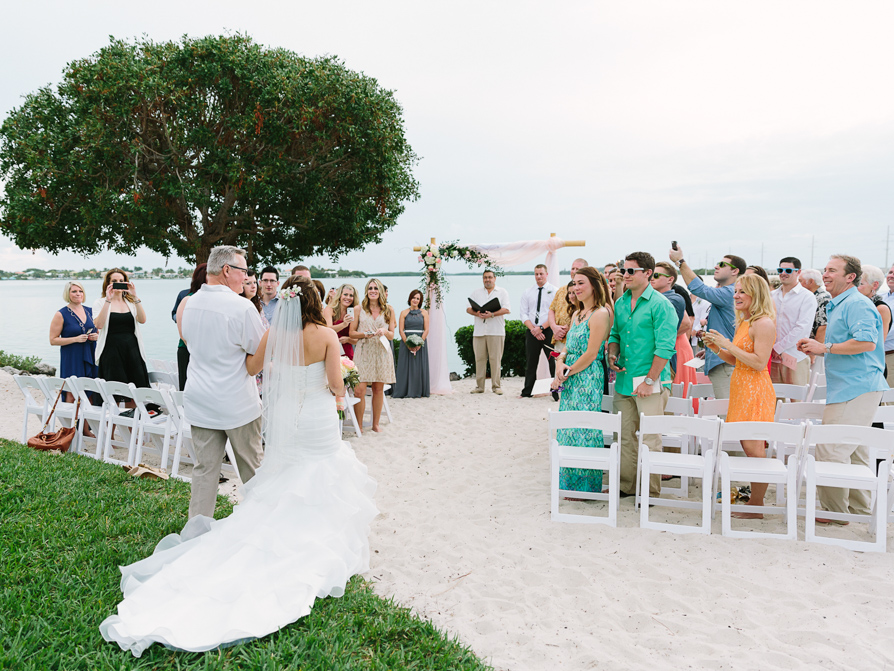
left=557, top=318, right=606, bottom=492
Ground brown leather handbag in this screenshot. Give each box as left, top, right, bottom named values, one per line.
left=27, top=384, right=81, bottom=453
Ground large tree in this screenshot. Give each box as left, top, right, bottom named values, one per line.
left=0, top=34, right=419, bottom=264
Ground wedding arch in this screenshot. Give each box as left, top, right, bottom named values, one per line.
left=412, top=234, right=586, bottom=394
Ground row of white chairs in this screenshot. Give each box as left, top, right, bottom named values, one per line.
left=14, top=374, right=239, bottom=482
left=549, top=410, right=894, bottom=553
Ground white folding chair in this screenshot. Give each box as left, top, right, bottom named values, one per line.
left=69, top=377, right=109, bottom=460
left=686, top=382, right=715, bottom=401
left=671, top=383, right=684, bottom=398
left=13, top=375, right=48, bottom=443
left=637, top=414, right=723, bottom=535
left=806, top=372, right=827, bottom=403
left=874, top=404, right=894, bottom=429
left=880, top=388, right=894, bottom=405
left=773, top=383, right=808, bottom=402
left=773, top=400, right=826, bottom=504
left=364, top=385, right=393, bottom=425
left=169, top=391, right=240, bottom=482
left=659, top=396, right=695, bottom=497
left=100, top=380, right=141, bottom=466
left=803, top=424, right=892, bottom=553
left=132, top=387, right=177, bottom=471
left=341, top=389, right=363, bottom=436
left=549, top=410, right=623, bottom=526
left=718, top=421, right=807, bottom=540
left=148, top=370, right=178, bottom=390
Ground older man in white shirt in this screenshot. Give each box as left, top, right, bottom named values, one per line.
left=770, top=257, right=816, bottom=386
left=520, top=264, right=558, bottom=398
left=466, top=270, right=511, bottom=395
left=181, top=245, right=267, bottom=519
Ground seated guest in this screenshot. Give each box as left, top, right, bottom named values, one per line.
left=49, top=281, right=99, bottom=400
left=93, top=268, right=151, bottom=404
left=324, top=284, right=359, bottom=360
left=704, top=274, right=777, bottom=518
left=393, top=289, right=430, bottom=398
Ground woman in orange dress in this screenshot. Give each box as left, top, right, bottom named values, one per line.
left=703, top=273, right=776, bottom=519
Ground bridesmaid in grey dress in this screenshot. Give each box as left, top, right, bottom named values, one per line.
left=393, top=289, right=430, bottom=398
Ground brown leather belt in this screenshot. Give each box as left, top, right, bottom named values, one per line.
left=886, top=350, right=894, bottom=356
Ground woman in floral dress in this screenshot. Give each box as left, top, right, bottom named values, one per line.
left=552, top=267, right=614, bottom=493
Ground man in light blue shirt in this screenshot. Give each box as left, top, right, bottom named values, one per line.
left=797, top=255, right=888, bottom=519
left=668, top=245, right=744, bottom=399
left=883, top=264, right=894, bottom=386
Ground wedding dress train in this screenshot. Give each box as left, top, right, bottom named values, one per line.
left=100, top=362, right=377, bottom=657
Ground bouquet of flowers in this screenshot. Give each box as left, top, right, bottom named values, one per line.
left=337, top=356, right=360, bottom=420
left=406, top=334, right=425, bottom=355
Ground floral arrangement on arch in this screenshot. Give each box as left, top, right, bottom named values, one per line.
left=417, top=240, right=502, bottom=308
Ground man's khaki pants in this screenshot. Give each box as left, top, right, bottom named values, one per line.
left=707, top=363, right=734, bottom=400
left=614, top=387, right=670, bottom=496
left=189, top=416, right=263, bottom=519
left=473, top=335, right=504, bottom=392
left=770, top=357, right=810, bottom=387
left=817, top=390, right=883, bottom=516
left=886, top=353, right=894, bottom=389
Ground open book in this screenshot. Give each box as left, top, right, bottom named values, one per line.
left=468, top=297, right=502, bottom=313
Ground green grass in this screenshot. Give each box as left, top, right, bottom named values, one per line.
left=0, top=439, right=491, bottom=671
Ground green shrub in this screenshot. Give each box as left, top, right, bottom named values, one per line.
left=0, top=350, right=43, bottom=373
left=454, top=320, right=528, bottom=378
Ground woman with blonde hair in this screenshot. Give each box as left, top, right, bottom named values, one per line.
left=50, top=281, right=100, bottom=399
left=703, top=273, right=777, bottom=518
left=324, top=284, right=360, bottom=360
left=93, top=268, right=151, bottom=396
left=349, top=279, right=396, bottom=432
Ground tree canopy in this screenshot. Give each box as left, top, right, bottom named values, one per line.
left=0, top=34, right=420, bottom=264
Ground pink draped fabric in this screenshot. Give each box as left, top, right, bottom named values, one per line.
left=471, top=237, right=565, bottom=287
left=426, top=287, right=454, bottom=394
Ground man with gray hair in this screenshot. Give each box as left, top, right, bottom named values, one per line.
left=797, top=254, right=889, bottom=522
left=799, top=268, right=831, bottom=341
left=181, top=245, right=266, bottom=518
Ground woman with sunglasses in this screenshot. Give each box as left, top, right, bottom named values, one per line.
left=703, top=274, right=777, bottom=518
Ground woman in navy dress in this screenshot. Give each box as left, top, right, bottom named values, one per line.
left=50, top=281, right=99, bottom=399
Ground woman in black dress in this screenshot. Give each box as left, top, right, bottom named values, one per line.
left=92, top=268, right=150, bottom=406
left=393, top=289, right=430, bottom=398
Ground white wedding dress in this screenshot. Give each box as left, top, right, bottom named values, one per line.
left=100, top=362, right=377, bottom=657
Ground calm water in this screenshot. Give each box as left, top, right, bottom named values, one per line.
left=0, top=274, right=563, bottom=374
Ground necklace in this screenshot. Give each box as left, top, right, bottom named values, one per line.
left=66, top=305, right=89, bottom=334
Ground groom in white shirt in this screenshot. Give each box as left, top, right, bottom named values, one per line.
left=520, top=264, right=558, bottom=398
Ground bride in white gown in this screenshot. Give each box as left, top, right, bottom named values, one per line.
left=100, top=276, right=378, bottom=657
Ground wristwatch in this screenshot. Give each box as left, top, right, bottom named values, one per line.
left=644, top=377, right=655, bottom=386
left=825, top=342, right=833, bottom=354
left=676, top=259, right=686, bottom=268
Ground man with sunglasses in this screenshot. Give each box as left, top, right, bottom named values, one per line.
left=770, top=257, right=815, bottom=386
left=669, top=246, right=745, bottom=400
left=607, top=252, right=677, bottom=498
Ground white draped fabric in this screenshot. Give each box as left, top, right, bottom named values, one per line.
left=425, top=237, right=567, bottom=393
left=427, top=287, right=454, bottom=394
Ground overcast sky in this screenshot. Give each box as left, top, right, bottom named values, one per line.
left=1, top=0, right=892, bottom=274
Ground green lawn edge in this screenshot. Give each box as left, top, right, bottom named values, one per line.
left=0, top=439, right=492, bottom=671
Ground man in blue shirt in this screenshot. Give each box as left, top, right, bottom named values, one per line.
left=668, top=245, right=745, bottom=399
left=798, top=255, right=889, bottom=520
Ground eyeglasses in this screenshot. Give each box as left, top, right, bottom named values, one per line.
left=651, top=273, right=672, bottom=280
left=777, top=267, right=797, bottom=274
left=716, top=261, right=734, bottom=269
left=225, top=264, right=248, bottom=274
left=619, top=268, right=647, bottom=275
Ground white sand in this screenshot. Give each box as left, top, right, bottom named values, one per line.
left=3, top=370, right=894, bottom=669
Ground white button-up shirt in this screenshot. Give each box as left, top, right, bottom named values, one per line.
left=182, top=284, right=267, bottom=430
left=470, top=285, right=511, bottom=337
left=883, top=291, right=894, bottom=352
left=771, top=283, right=816, bottom=361
left=520, top=282, right=557, bottom=327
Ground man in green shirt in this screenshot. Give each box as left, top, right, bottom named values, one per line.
left=608, top=252, right=679, bottom=497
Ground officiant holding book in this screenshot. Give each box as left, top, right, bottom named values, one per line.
left=466, top=270, right=511, bottom=395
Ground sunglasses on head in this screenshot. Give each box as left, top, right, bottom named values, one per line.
left=777, top=267, right=798, bottom=274
left=619, top=268, right=647, bottom=275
